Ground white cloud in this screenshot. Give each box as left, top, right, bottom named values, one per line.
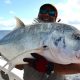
left=0, top=18, right=15, bottom=30
left=0, top=17, right=4, bottom=20
left=0, top=17, right=33, bottom=30
left=4, top=0, right=12, bottom=4
left=9, top=11, right=16, bottom=15
left=55, top=0, right=80, bottom=30
left=22, top=19, right=33, bottom=25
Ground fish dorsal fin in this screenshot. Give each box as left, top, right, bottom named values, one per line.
left=15, top=16, right=25, bottom=28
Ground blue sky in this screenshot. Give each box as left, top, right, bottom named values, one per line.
left=0, top=0, right=67, bottom=19
left=0, top=0, right=80, bottom=30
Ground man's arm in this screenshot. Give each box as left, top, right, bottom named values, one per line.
left=15, top=63, right=80, bottom=75
left=54, top=63, right=80, bottom=74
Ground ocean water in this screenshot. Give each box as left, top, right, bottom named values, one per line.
left=0, top=30, right=10, bottom=39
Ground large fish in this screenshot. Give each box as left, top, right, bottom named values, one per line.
left=0, top=17, right=80, bottom=73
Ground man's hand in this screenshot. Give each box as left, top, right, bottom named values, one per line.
left=23, top=53, right=54, bottom=74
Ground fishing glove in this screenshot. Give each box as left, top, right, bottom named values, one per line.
left=23, top=53, right=54, bottom=75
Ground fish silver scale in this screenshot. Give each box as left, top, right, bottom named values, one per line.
left=0, top=22, right=80, bottom=73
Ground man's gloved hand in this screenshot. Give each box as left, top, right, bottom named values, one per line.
left=23, top=53, right=54, bottom=75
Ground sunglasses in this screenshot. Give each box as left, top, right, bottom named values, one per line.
left=40, top=9, right=55, bottom=16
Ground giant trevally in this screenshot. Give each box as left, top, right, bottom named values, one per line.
left=0, top=17, right=80, bottom=73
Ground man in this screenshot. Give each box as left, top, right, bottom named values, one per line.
left=15, top=4, right=80, bottom=80
left=16, top=4, right=65, bottom=80
left=38, top=3, right=58, bottom=22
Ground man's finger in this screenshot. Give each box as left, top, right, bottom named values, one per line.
left=31, top=53, right=46, bottom=60
left=23, top=58, right=35, bottom=63
left=15, top=64, right=24, bottom=70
